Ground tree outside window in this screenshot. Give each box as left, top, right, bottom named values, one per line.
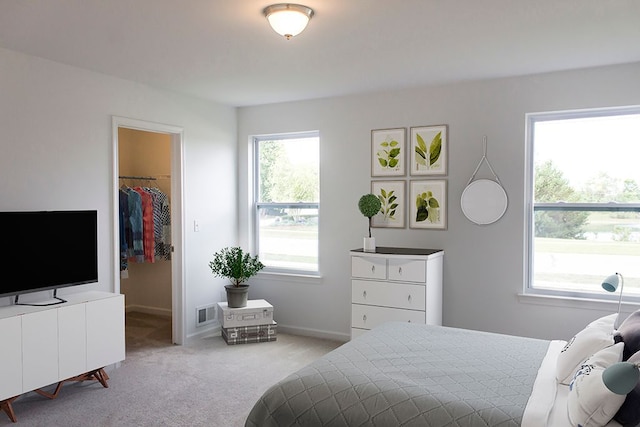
left=528, top=108, right=640, bottom=299
left=254, top=133, right=319, bottom=273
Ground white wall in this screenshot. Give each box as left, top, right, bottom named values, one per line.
left=238, top=62, right=640, bottom=342
left=2, top=44, right=639, bottom=343
left=0, top=47, right=238, bottom=338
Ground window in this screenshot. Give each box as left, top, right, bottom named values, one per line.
left=526, top=106, right=640, bottom=301
left=253, top=132, right=319, bottom=274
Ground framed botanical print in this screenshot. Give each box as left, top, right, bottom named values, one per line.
left=371, top=128, right=406, bottom=177
left=410, top=125, right=447, bottom=175
left=409, top=179, right=447, bottom=230
left=371, top=180, right=405, bottom=228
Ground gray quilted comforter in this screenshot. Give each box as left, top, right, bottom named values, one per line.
left=245, top=322, right=550, bottom=427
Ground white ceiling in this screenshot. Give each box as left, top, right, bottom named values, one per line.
left=1, top=0, right=639, bottom=107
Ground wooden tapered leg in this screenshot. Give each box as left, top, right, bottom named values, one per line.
left=91, top=368, right=109, bottom=388
left=2, top=367, right=109, bottom=422
left=33, top=367, right=109, bottom=401
left=65, top=368, right=109, bottom=388
left=33, top=382, right=64, bottom=399
left=0, top=396, right=18, bottom=423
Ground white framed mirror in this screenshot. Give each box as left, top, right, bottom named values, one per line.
left=461, top=179, right=508, bottom=225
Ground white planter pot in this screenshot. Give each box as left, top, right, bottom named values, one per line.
left=363, top=237, right=376, bottom=252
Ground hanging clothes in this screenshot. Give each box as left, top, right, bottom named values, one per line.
left=118, top=179, right=171, bottom=270
left=127, top=188, right=144, bottom=263
left=134, top=186, right=155, bottom=264
left=148, top=187, right=172, bottom=260
left=119, top=189, right=130, bottom=271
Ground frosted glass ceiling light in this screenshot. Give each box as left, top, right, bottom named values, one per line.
left=263, top=4, right=314, bottom=40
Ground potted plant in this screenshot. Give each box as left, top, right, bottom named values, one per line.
left=358, top=193, right=382, bottom=252
left=208, top=246, right=265, bottom=308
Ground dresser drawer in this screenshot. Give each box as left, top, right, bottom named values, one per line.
left=352, top=280, right=426, bottom=310
left=351, top=256, right=387, bottom=280
left=388, top=259, right=426, bottom=283
left=351, top=304, right=425, bottom=330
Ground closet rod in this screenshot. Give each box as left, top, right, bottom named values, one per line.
left=119, top=175, right=157, bottom=181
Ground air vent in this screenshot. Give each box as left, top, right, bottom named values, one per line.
left=196, top=304, right=216, bottom=327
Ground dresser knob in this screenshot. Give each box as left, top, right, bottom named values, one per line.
left=407, top=320, right=411, bottom=323
left=398, top=267, right=403, bottom=275
left=363, top=314, right=367, bottom=322
left=407, top=294, right=412, bottom=303
left=363, top=290, right=367, bottom=299
left=371, top=265, right=375, bottom=273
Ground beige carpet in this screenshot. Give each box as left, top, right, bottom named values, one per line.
left=1, top=312, right=343, bottom=427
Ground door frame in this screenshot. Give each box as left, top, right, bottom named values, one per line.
left=111, top=116, right=185, bottom=345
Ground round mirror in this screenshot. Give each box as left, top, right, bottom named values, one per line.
left=461, top=179, right=508, bottom=225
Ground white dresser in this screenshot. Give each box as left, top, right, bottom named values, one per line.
left=350, top=247, right=443, bottom=339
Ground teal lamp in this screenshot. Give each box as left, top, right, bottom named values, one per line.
left=601, top=272, right=624, bottom=329
left=603, top=361, right=640, bottom=395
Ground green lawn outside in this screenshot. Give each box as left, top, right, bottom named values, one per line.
left=535, top=237, right=640, bottom=291
left=259, top=224, right=318, bottom=270
left=261, top=225, right=317, bottom=240
left=583, top=211, right=640, bottom=234
left=535, top=238, right=640, bottom=256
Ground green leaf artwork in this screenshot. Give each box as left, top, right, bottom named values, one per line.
left=414, top=131, right=442, bottom=168
left=415, top=191, right=440, bottom=223
left=377, top=188, right=398, bottom=220
left=429, top=132, right=442, bottom=166
left=377, top=139, right=401, bottom=169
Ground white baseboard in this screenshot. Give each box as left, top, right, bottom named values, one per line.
left=124, top=306, right=350, bottom=344
left=277, top=324, right=350, bottom=342
left=186, top=321, right=222, bottom=343
left=185, top=321, right=349, bottom=343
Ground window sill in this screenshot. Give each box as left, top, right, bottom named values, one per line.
left=257, top=271, right=322, bottom=285
left=518, top=292, right=640, bottom=312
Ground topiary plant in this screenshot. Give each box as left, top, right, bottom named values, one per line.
left=208, top=246, right=264, bottom=287
left=358, top=193, right=382, bottom=238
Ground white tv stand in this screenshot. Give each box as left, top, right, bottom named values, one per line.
left=0, top=291, right=125, bottom=422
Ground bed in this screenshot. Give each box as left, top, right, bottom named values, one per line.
left=245, top=313, right=640, bottom=427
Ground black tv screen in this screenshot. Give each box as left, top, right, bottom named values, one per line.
left=0, top=210, right=98, bottom=299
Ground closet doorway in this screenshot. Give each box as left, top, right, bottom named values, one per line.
left=112, top=116, right=184, bottom=345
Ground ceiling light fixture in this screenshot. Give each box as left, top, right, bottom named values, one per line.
left=263, top=3, right=314, bottom=40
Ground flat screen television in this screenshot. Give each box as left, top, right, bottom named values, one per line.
left=0, top=210, right=98, bottom=305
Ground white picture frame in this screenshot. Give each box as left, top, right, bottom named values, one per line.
left=371, top=128, right=406, bottom=177
left=409, top=179, right=447, bottom=230
left=371, top=180, right=405, bottom=228
left=410, top=125, right=447, bottom=176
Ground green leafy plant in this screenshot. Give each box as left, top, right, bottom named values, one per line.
left=415, top=131, right=442, bottom=168
left=358, top=193, right=382, bottom=237
left=208, top=246, right=264, bottom=287
left=415, top=191, right=440, bottom=223
left=378, top=188, right=398, bottom=220
left=376, top=139, right=401, bottom=169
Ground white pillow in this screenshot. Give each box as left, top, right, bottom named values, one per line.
left=586, top=313, right=618, bottom=330
left=556, top=315, right=616, bottom=384
left=567, top=343, right=625, bottom=427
